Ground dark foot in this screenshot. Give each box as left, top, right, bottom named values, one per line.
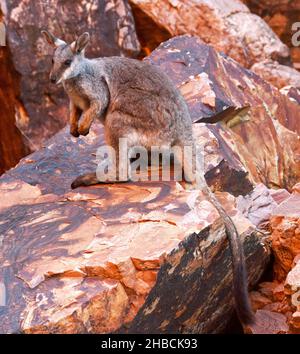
left=70, top=128, right=80, bottom=138
left=78, top=126, right=90, bottom=136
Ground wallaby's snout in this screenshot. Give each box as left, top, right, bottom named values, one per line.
left=42, top=30, right=90, bottom=85
left=50, top=74, right=57, bottom=84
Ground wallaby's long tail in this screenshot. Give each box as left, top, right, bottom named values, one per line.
left=199, top=175, right=255, bottom=326
left=71, top=172, right=99, bottom=189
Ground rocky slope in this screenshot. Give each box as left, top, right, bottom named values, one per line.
left=243, top=0, right=300, bottom=71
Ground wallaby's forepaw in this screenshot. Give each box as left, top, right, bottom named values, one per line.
left=180, top=181, right=198, bottom=191
left=70, top=127, right=80, bottom=138
left=78, top=125, right=90, bottom=136
left=71, top=172, right=99, bottom=189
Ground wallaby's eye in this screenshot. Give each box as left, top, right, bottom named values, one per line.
left=51, top=58, right=54, bottom=65
left=64, top=59, right=72, bottom=67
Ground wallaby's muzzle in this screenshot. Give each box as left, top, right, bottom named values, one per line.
left=50, top=75, right=57, bottom=84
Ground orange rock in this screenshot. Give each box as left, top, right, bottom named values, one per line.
left=250, top=291, right=272, bottom=311
left=270, top=195, right=300, bottom=280
left=0, top=8, right=29, bottom=174
left=246, top=310, right=289, bottom=334
left=286, top=259, right=300, bottom=331
left=130, top=0, right=289, bottom=68
left=243, top=0, right=300, bottom=72
left=251, top=60, right=300, bottom=89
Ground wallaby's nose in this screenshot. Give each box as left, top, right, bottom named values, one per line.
left=50, top=76, right=57, bottom=84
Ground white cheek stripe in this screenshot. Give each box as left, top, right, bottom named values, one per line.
left=57, top=63, right=75, bottom=84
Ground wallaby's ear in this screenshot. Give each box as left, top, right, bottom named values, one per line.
left=41, top=30, right=66, bottom=47
left=72, top=32, right=90, bottom=54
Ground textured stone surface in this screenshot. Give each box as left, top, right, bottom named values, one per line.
left=0, top=124, right=270, bottom=334
left=146, top=35, right=300, bottom=191
left=271, top=194, right=300, bottom=281
left=0, top=0, right=140, bottom=161
left=280, top=86, right=300, bottom=105
left=250, top=186, right=300, bottom=334
left=0, top=8, right=29, bottom=174
left=129, top=0, right=294, bottom=89
left=246, top=309, right=289, bottom=334
left=251, top=60, right=300, bottom=89
left=243, top=0, right=300, bottom=70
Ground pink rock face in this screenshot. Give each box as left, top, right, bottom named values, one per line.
left=243, top=0, right=300, bottom=71
left=130, top=0, right=289, bottom=66
left=286, top=259, right=300, bottom=332
left=271, top=194, right=300, bottom=280
left=129, top=0, right=297, bottom=88
left=251, top=61, right=300, bottom=89
left=246, top=309, right=289, bottom=334
left=251, top=185, right=300, bottom=334
left=280, top=87, right=300, bottom=106
left=0, top=122, right=270, bottom=333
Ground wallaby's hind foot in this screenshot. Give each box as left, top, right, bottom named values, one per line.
left=71, top=172, right=130, bottom=189
left=71, top=172, right=99, bottom=189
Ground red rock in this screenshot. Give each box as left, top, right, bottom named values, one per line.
left=270, top=194, right=300, bottom=280
left=280, top=86, right=300, bottom=105
left=250, top=291, right=272, bottom=310
left=130, top=0, right=289, bottom=66
left=0, top=0, right=140, bottom=165
left=246, top=309, right=289, bottom=334
left=236, top=184, right=277, bottom=228
left=0, top=9, right=30, bottom=174
left=269, top=188, right=291, bottom=205
left=129, top=0, right=296, bottom=88
left=0, top=132, right=270, bottom=334
left=243, top=0, right=300, bottom=71
left=286, top=260, right=300, bottom=331
left=251, top=60, right=300, bottom=89
left=292, top=183, right=300, bottom=194
left=2, top=33, right=298, bottom=334
left=258, top=282, right=281, bottom=300
left=251, top=185, right=300, bottom=334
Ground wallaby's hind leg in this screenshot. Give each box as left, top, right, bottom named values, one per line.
left=70, top=102, right=82, bottom=137
left=71, top=172, right=99, bottom=189
left=71, top=134, right=131, bottom=189
left=172, top=138, right=199, bottom=189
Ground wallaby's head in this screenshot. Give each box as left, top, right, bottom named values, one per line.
left=42, top=30, right=90, bottom=85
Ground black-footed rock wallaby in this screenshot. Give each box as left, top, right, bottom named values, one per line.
left=42, top=30, right=255, bottom=326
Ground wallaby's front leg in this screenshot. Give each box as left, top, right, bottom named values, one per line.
left=78, top=101, right=101, bottom=136
left=70, top=102, right=82, bottom=137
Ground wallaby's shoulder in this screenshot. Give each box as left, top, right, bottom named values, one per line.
left=95, top=56, right=177, bottom=94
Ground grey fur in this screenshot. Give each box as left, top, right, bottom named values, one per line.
left=42, top=31, right=255, bottom=326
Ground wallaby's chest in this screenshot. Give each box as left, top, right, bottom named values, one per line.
left=64, top=81, right=90, bottom=111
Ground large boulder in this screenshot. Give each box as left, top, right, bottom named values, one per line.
left=251, top=60, right=300, bottom=89
left=0, top=125, right=270, bottom=334
left=128, top=0, right=299, bottom=88
left=243, top=0, right=300, bottom=71
left=0, top=0, right=140, bottom=171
